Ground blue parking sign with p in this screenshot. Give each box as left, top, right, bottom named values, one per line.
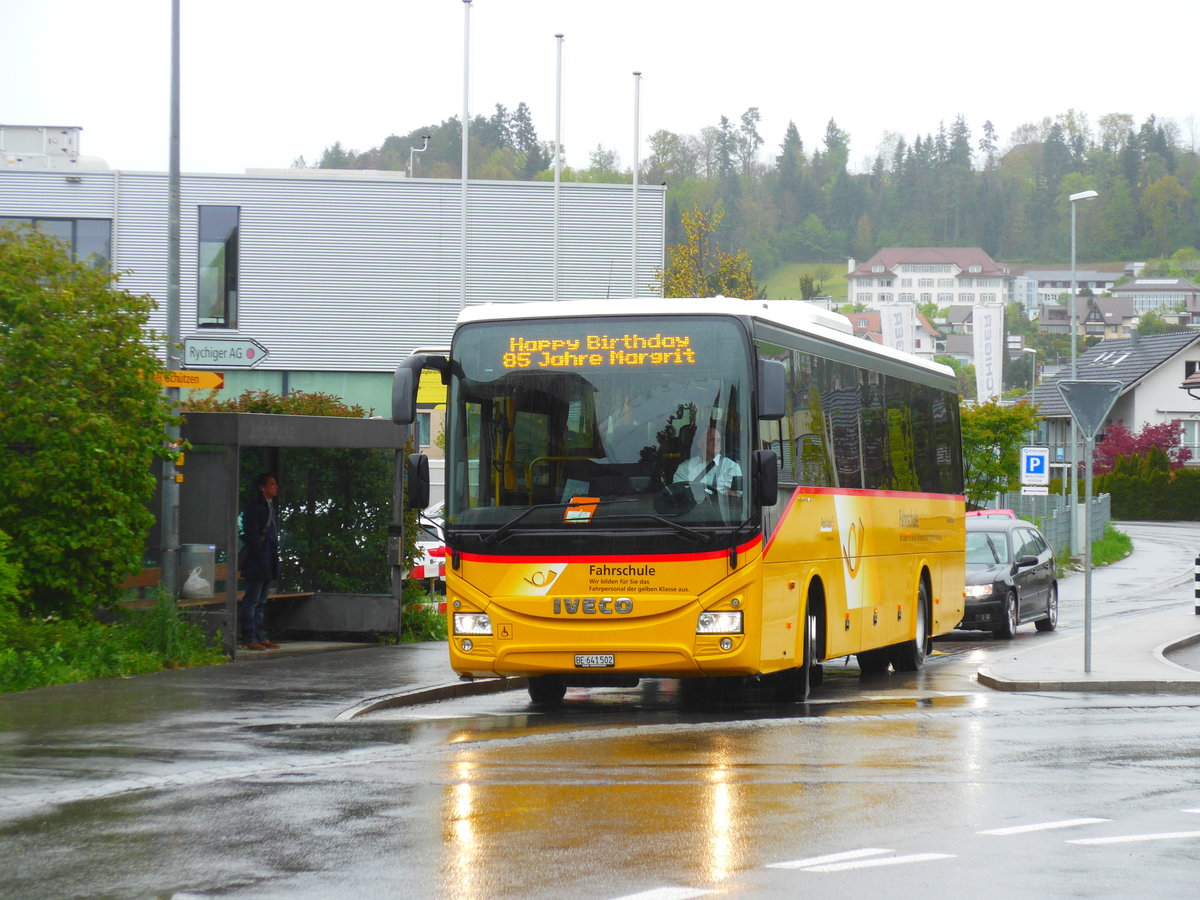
left=1021, top=446, right=1050, bottom=486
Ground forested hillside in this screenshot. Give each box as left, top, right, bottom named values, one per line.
left=303, top=106, right=1198, bottom=280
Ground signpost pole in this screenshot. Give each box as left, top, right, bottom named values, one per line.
left=161, top=0, right=182, bottom=599
left=1056, top=379, right=1122, bottom=675
left=1084, top=435, right=1095, bottom=673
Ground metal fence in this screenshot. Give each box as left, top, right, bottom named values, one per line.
left=992, top=491, right=1111, bottom=557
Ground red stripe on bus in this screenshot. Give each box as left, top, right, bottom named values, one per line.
left=455, top=536, right=762, bottom=566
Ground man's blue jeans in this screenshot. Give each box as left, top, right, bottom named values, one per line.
left=240, top=579, right=270, bottom=644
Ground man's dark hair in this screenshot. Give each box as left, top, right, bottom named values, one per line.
left=255, top=472, right=278, bottom=489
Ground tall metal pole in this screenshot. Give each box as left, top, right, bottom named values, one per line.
left=553, top=34, right=563, bottom=302
left=1069, top=199, right=1078, bottom=551
left=1024, top=347, right=1037, bottom=444
left=631, top=71, right=641, bottom=298
left=460, top=0, right=472, bottom=310
left=161, top=0, right=182, bottom=598
left=1067, top=189, right=1098, bottom=554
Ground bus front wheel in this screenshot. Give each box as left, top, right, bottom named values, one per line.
left=527, top=674, right=566, bottom=706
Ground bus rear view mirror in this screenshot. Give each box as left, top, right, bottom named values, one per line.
left=757, top=359, right=786, bottom=420
left=392, top=365, right=416, bottom=424
left=407, top=453, right=430, bottom=510
left=753, top=449, right=778, bottom=506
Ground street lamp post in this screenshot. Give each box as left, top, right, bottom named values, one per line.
left=1068, top=189, right=1099, bottom=553
left=1023, top=347, right=1037, bottom=444
left=409, top=135, right=429, bottom=179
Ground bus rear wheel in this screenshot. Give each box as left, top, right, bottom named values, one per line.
left=527, top=674, right=566, bottom=706
left=889, top=579, right=929, bottom=672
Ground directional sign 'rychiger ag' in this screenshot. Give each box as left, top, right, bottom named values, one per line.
left=183, top=336, right=269, bottom=369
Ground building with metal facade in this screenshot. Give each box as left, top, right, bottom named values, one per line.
left=1, top=166, right=666, bottom=412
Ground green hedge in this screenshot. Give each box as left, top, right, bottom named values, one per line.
left=1092, top=453, right=1200, bottom=520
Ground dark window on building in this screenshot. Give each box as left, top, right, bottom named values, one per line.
left=0, top=216, right=112, bottom=270
left=198, top=206, right=239, bottom=328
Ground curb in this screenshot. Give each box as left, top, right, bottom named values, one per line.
left=336, top=676, right=526, bottom=720
left=978, top=631, right=1200, bottom=694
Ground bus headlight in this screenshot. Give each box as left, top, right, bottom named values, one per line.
left=697, top=611, right=743, bottom=634
left=454, top=613, right=493, bottom=635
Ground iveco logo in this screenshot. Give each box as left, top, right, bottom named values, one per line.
left=552, top=597, right=634, bottom=615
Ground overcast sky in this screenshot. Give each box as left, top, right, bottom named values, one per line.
left=4, top=0, right=1197, bottom=176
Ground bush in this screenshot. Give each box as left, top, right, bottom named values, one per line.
left=0, top=226, right=177, bottom=618
left=0, top=594, right=226, bottom=694
left=400, top=581, right=448, bottom=643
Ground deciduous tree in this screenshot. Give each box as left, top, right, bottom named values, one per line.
left=657, top=205, right=758, bottom=300
left=960, top=400, right=1043, bottom=506
left=0, top=227, right=177, bottom=617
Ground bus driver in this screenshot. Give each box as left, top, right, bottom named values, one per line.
left=673, top=426, right=742, bottom=498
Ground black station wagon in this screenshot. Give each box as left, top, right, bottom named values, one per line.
left=961, top=517, right=1058, bottom=639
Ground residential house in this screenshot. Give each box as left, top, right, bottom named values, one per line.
left=944, top=305, right=976, bottom=334
left=843, top=309, right=943, bottom=358
left=847, top=247, right=1010, bottom=308
left=1027, top=330, right=1200, bottom=475
left=1038, top=297, right=1136, bottom=340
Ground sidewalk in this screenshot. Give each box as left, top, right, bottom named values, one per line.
left=977, top=602, right=1200, bottom=694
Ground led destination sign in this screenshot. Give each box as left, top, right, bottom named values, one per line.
left=502, top=333, right=697, bottom=370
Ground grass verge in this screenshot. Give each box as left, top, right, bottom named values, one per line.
left=1090, top=523, right=1134, bottom=567
left=0, top=593, right=227, bottom=694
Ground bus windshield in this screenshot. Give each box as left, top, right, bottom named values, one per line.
left=446, top=315, right=752, bottom=537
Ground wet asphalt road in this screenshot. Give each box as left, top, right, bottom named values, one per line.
left=2, top=522, right=1200, bottom=898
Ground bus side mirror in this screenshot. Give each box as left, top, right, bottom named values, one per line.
left=757, top=359, right=786, bottom=420
left=392, top=366, right=417, bottom=424
left=407, top=453, right=430, bottom=510
left=753, top=449, right=778, bottom=506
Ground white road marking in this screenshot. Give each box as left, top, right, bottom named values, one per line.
left=801, top=852, right=956, bottom=873
left=610, top=889, right=712, bottom=900
left=767, top=848, right=892, bottom=869
left=978, top=817, right=1110, bottom=835
left=1068, top=830, right=1200, bottom=846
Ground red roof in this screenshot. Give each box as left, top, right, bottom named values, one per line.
left=850, top=247, right=1008, bottom=278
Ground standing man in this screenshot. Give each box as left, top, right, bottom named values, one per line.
left=239, top=472, right=280, bottom=651
left=673, top=426, right=742, bottom=498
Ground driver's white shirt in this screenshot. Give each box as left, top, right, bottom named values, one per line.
left=673, top=454, right=741, bottom=494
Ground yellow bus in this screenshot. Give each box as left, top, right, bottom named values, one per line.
left=393, top=299, right=964, bottom=704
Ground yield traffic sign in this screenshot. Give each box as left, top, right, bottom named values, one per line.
left=1057, top=380, right=1123, bottom=440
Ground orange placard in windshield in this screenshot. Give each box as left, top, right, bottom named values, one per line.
left=563, top=496, right=600, bottom=523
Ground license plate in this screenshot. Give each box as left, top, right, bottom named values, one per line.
left=575, top=654, right=615, bottom=668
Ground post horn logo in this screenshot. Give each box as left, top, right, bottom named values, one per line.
left=842, top=517, right=866, bottom=578
left=524, top=568, right=560, bottom=588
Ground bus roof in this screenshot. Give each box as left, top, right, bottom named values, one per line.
left=456, top=298, right=955, bottom=379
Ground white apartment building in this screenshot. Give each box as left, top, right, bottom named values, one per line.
left=1111, top=278, right=1200, bottom=315
left=847, top=247, right=1010, bottom=308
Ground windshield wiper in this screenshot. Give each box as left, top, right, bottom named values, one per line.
left=605, top=513, right=711, bottom=544
left=482, top=502, right=578, bottom=546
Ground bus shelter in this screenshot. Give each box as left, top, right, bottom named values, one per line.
left=164, top=412, right=410, bottom=656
